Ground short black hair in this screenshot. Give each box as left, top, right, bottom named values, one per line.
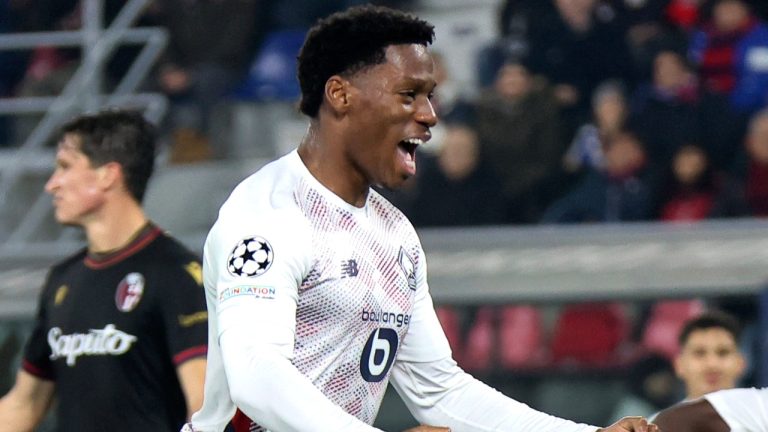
left=678, top=310, right=742, bottom=347
left=60, top=109, right=156, bottom=203
left=297, top=5, right=435, bottom=117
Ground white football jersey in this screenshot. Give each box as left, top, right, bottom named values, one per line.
left=187, top=151, right=599, bottom=432
left=705, top=388, right=768, bottom=431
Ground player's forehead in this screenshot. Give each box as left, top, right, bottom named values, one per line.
left=359, top=44, right=435, bottom=85
left=683, top=328, right=738, bottom=349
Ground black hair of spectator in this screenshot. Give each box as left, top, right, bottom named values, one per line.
left=678, top=310, right=742, bottom=347
left=60, top=109, right=156, bottom=203
left=296, top=5, right=434, bottom=118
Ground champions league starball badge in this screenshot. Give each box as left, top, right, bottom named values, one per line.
left=227, top=236, right=274, bottom=277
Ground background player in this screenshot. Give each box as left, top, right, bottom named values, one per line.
left=0, top=110, right=208, bottom=431
left=673, top=311, right=747, bottom=402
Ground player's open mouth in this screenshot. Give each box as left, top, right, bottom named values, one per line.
left=399, top=138, right=423, bottom=159
left=398, top=138, right=423, bottom=175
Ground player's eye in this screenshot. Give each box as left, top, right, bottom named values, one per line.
left=400, top=90, right=416, bottom=101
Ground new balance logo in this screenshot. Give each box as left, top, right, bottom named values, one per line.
left=341, top=259, right=359, bottom=278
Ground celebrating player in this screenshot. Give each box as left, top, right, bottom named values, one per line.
left=0, top=110, right=208, bottom=431
left=654, top=387, right=768, bottom=431
left=184, top=5, right=658, bottom=432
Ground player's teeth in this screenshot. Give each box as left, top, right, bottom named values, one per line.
left=404, top=138, right=423, bottom=145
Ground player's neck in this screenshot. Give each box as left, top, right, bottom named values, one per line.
left=84, top=198, right=149, bottom=254
left=298, top=124, right=370, bottom=208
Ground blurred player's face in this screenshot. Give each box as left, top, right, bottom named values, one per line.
left=345, top=44, right=437, bottom=189
left=45, top=134, right=108, bottom=226
left=674, top=328, right=746, bottom=399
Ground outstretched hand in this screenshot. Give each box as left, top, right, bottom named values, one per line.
left=598, top=416, right=659, bottom=432
left=402, top=426, right=450, bottom=432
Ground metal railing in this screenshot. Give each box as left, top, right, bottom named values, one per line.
left=0, top=0, right=168, bottom=251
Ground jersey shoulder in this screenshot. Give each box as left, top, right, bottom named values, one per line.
left=46, top=248, right=88, bottom=281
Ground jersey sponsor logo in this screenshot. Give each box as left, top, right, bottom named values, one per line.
left=219, top=285, right=276, bottom=302
left=54, top=285, right=68, bottom=306
left=361, top=309, right=411, bottom=328
left=341, top=259, right=359, bottom=278
left=47, top=324, right=137, bottom=366
left=360, top=328, right=399, bottom=382
left=227, top=236, right=273, bottom=277
left=115, top=272, right=145, bottom=312
left=397, top=247, right=416, bottom=291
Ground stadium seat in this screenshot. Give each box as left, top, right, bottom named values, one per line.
left=460, top=306, right=496, bottom=372
left=551, top=302, right=631, bottom=366
left=498, top=305, right=547, bottom=369
left=231, top=29, right=306, bottom=102
left=641, top=299, right=705, bottom=360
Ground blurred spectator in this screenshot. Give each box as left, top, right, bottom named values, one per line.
left=714, top=108, right=768, bottom=216
left=525, top=0, right=635, bottom=137
left=628, top=49, right=701, bottom=165
left=473, top=60, right=564, bottom=224
left=478, top=0, right=546, bottom=87
left=673, top=310, right=746, bottom=401
left=542, top=131, right=658, bottom=223
left=657, top=144, right=720, bottom=221
left=154, top=0, right=260, bottom=163
left=689, top=0, right=768, bottom=114
left=563, top=79, right=629, bottom=174
left=407, top=120, right=505, bottom=227
left=611, top=0, right=685, bottom=82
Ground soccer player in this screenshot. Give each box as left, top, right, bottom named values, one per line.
left=653, top=387, right=768, bottom=431
left=184, top=5, right=658, bottom=432
left=674, top=311, right=746, bottom=401
left=0, top=110, right=209, bottom=431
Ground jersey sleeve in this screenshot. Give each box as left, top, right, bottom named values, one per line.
left=705, top=387, right=768, bottom=431
left=21, top=270, right=57, bottom=380
left=391, top=247, right=599, bottom=432
left=204, top=208, right=382, bottom=431
left=156, top=248, right=209, bottom=366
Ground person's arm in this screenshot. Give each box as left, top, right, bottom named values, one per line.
left=177, top=357, right=207, bottom=419
left=0, top=369, right=55, bottom=432
left=653, top=399, right=728, bottom=432
left=391, top=250, right=655, bottom=432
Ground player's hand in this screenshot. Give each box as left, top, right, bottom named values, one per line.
left=597, top=416, right=659, bottom=432
left=402, top=426, right=450, bottom=432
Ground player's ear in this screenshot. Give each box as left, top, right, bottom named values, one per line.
left=325, top=75, right=351, bottom=115
left=97, top=161, right=123, bottom=192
